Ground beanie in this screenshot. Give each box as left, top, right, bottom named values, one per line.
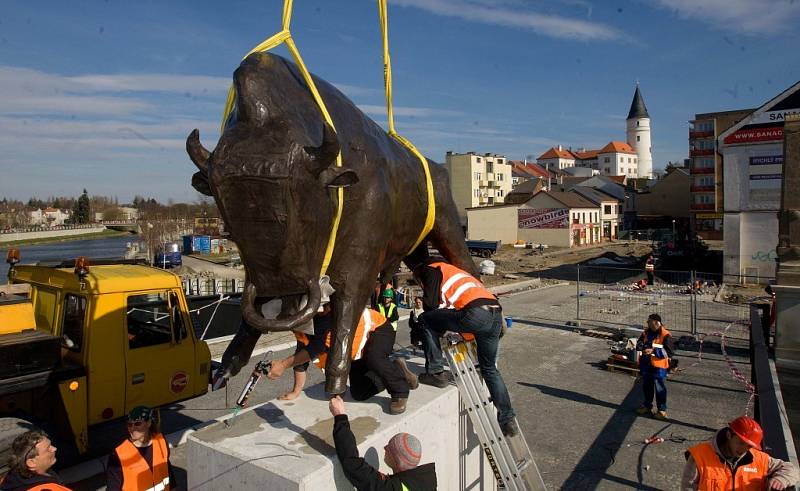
left=386, top=432, right=421, bottom=472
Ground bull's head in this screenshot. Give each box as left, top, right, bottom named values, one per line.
left=186, top=56, right=358, bottom=333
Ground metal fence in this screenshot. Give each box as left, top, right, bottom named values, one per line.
left=182, top=277, right=244, bottom=296
left=575, top=264, right=772, bottom=340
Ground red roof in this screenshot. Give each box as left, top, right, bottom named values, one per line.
left=607, top=175, right=627, bottom=183
left=599, top=141, right=637, bottom=154
left=537, top=147, right=575, bottom=160
left=573, top=150, right=599, bottom=159
left=510, top=161, right=550, bottom=179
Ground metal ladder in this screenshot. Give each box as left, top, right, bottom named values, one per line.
left=443, top=333, right=546, bottom=491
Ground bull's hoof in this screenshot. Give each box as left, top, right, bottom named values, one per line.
left=325, top=373, right=348, bottom=396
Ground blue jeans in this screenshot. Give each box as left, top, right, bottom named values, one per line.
left=419, top=306, right=516, bottom=424
left=641, top=373, right=667, bottom=411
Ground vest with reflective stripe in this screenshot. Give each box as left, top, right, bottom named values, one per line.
left=294, top=309, right=386, bottom=369
left=28, top=484, right=72, bottom=491
left=688, top=441, right=769, bottom=491
left=639, top=327, right=670, bottom=370
left=430, top=262, right=495, bottom=310
left=645, top=261, right=655, bottom=272
left=378, top=303, right=398, bottom=330
left=115, top=433, right=170, bottom=491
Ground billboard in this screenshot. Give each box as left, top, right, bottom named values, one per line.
left=748, top=154, right=783, bottom=207
left=518, top=208, right=569, bottom=229
left=723, top=126, right=783, bottom=144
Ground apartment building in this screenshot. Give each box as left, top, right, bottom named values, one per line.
left=688, top=108, right=754, bottom=239
left=445, top=151, right=512, bottom=224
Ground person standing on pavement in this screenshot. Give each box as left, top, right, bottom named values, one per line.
left=106, top=406, right=175, bottom=491
left=269, top=308, right=418, bottom=414
left=0, top=430, right=71, bottom=491
left=635, top=313, right=673, bottom=420
left=411, top=260, right=518, bottom=437
left=645, top=254, right=655, bottom=286
left=329, top=396, right=438, bottom=490
left=681, top=416, right=799, bottom=490
left=377, top=289, right=399, bottom=331
left=408, top=296, right=425, bottom=350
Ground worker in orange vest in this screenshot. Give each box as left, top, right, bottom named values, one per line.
left=268, top=307, right=418, bottom=414
left=682, top=416, right=799, bottom=490
left=645, top=254, right=655, bottom=286
left=411, top=260, right=517, bottom=437
left=635, top=313, right=673, bottom=420
left=0, top=430, right=71, bottom=491
left=106, top=406, right=174, bottom=491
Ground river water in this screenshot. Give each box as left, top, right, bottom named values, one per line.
left=0, top=235, right=138, bottom=283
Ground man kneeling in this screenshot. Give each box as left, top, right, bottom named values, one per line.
left=269, top=307, right=418, bottom=414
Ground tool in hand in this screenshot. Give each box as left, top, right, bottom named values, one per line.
left=236, top=351, right=274, bottom=408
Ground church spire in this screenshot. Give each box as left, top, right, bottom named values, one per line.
left=627, top=84, right=649, bottom=120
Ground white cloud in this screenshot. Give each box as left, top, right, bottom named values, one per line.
left=0, top=66, right=227, bottom=117
left=653, top=0, right=800, bottom=33
left=390, top=0, right=624, bottom=41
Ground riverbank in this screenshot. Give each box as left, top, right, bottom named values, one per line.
left=0, top=229, right=132, bottom=249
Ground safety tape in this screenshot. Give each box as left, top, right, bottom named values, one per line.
left=692, top=321, right=757, bottom=417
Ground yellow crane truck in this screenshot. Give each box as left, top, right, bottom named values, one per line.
left=0, top=250, right=211, bottom=468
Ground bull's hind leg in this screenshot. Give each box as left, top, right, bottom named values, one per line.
left=429, top=203, right=478, bottom=277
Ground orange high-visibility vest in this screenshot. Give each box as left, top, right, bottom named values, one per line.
left=640, top=327, right=671, bottom=370
left=28, top=484, right=72, bottom=491
left=115, top=433, right=170, bottom=491
left=295, top=309, right=385, bottom=369
left=429, top=262, right=496, bottom=310
left=688, top=441, right=769, bottom=491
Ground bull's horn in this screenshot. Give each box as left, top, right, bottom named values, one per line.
left=186, top=129, right=210, bottom=173
left=305, top=122, right=340, bottom=168
left=241, top=279, right=322, bottom=333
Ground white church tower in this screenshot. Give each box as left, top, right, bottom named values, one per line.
left=626, top=84, right=653, bottom=178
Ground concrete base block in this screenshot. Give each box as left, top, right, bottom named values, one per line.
left=187, top=359, right=497, bottom=490
left=775, top=284, right=800, bottom=371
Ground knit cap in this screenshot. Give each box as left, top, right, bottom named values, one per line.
left=386, top=432, right=421, bottom=472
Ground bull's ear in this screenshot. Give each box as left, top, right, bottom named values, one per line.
left=192, top=171, right=213, bottom=196
left=319, top=167, right=359, bottom=188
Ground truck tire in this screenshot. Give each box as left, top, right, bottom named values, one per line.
left=0, top=416, right=37, bottom=475
left=481, top=250, right=491, bottom=258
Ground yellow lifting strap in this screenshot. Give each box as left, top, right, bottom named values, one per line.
left=378, top=0, right=436, bottom=254
left=220, top=0, right=435, bottom=276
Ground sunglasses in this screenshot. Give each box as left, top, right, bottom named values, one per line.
left=127, top=420, right=149, bottom=428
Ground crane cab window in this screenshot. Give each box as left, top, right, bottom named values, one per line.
left=126, top=292, right=177, bottom=349
left=62, top=294, right=86, bottom=352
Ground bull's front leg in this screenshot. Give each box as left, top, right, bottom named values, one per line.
left=324, top=270, right=381, bottom=395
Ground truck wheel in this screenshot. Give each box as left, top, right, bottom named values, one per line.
left=481, top=250, right=491, bottom=258
left=0, top=417, right=37, bottom=475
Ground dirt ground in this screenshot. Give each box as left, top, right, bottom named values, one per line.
left=393, top=241, right=655, bottom=290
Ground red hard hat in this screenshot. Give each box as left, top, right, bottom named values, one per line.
left=728, top=416, right=763, bottom=450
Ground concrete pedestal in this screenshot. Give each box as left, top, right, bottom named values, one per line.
left=187, top=362, right=497, bottom=490
left=775, top=284, right=800, bottom=371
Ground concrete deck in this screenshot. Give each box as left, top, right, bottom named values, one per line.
left=66, top=284, right=759, bottom=490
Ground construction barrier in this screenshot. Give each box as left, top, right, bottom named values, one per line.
left=575, top=264, right=772, bottom=340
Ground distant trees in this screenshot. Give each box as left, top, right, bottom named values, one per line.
left=72, top=189, right=91, bottom=224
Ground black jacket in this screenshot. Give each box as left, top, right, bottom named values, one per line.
left=333, top=415, right=437, bottom=490
left=0, top=471, right=69, bottom=491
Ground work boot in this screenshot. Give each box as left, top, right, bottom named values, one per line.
left=655, top=410, right=668, bottom=421
left=418, top=371, right=450, bottom=388
left=636, top=406, right=652, bottom=416
left=500, top=419, right=519, bottom=437
left=390, top=398, right=407, bottom=415
left=394, top=357, right=419, bottom=390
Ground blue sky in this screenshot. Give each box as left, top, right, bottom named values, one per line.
left=1, top=0, right=799, bottom=203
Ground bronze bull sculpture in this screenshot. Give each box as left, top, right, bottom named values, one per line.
left=188, top=52, right=476, bottom=395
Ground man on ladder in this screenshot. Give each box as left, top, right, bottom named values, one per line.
left=410, top=259, right=518, bottom=437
